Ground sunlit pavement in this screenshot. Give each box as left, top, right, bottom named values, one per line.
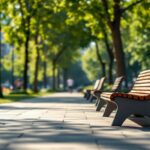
left=0, top=92, right=150, bottom=150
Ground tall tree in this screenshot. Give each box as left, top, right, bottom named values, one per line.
left=102, top=29, right=114, bottom=84
left=18, top=0, right=33, bottom=92
left=95, top=41, right=106, bottom=77
left=0, top=25, right=3, bottom=97
left=11, top=47, right=15, bottom=88
left=101, top=0, right=144, bottom=80
left=33, top=27, right=40, bottom=92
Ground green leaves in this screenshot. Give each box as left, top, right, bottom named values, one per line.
left=1, top=0, right=149, bottom=89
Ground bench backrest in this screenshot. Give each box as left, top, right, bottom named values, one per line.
left=112, top=76, right=124, bottom=92
left=130, top=70, right=150, bottom=95
left=93, top=80, right=100, bottom=90
left=97, top=77, right=106, bottom=91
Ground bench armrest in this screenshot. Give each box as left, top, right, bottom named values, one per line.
left=110, top=93, right=150, bottom=101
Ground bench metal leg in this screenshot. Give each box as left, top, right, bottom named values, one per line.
left=94, top=94, right=100, bottom=106
left=96, top=99, right=106, bottom=111
left=90, top=95, right=96, bottom=102
left=86, top=93, right=91, bottom=100
left=89, top=95, right=92, bottom=102
left=95, top=99, right=99, bottom=106
left=111, top=98, right=150, bottom=126
left=103, top=102, right=116, bottom=117
left=88, top=95, right=92, bottom=102
left=84, top=93, right=87, bottom=98
left=112, top=110, right=130, bottom=126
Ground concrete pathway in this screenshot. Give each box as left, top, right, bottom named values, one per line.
left=0, top=93, right=150, bottom=150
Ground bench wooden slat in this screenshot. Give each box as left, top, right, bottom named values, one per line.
left=93, top=80, right=100, bottom=90
left=139, top=70, right=150, bottom=74
left=130, top=90, right=150, bottom=94
left=140, top=70, right=150, bottom=74
left=128, top=92, right=149, bottom=96
left=112, top=77, right=124, bottom=92
left=138, top=73, right=150, bottom=78
left=134, top=82, right=150, bottom=87
left=97, top=77, right=105, bottom=91
left=132, top=87, right=150, bottom=90
left=134, top=83, right=150, bottom=87
left=138, top=72, right=150, bottom=77
left=134, top=80, right=150, bottom=84
left=101, top=93, right=112, bottom=101
left=136, top=76, right=150, bottom=81
left=130, top=70, right=150, bottom=95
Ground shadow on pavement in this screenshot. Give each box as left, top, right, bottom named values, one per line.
left=0, top=119, right=149, bottom=150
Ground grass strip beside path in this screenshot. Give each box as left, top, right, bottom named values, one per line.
left=0, top=91, right=49, bottom=104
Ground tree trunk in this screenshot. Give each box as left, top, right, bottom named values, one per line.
left=95, top=42, right=106, bottom=77
left=11, top=48, right=15, bottom=89
left=52, top=60, right=56, bottom=91
left=23, top=35, right=29, bottom=92
left=0, top=25, right=3, bottom=97
left=109, top=1, right=126, bottom=79
left=101, top=0, right=126, bottom=83
left=33, top=42, right=40, bottom=93
left=103, top=29, right=114, bottom=84
left=43, top=59, right=47, bottom=89
left=33, top=49, right=40, bottom=92
left=56, top=68, right=60, bottom=90
left=52, top=47, right=66, bottom=91
left=108, top=60, right=113, bottom=84
left=33, top=30, right=40, bottom=93
left=23, top=17, right=30, bottom=92
left=110, top=23, right=126, bottom=78
left=63, top=68, right=67, bottom=91
left=110, top=22, right=128, bottom=87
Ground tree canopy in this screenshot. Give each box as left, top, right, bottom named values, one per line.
left=0, top=0, right=149, bottom=96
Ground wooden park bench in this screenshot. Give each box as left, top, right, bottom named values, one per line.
left=83, top=77, right=105, bottom=100
left=88, top=77, right=105, bottom=102
left=96, top=76, right=124, bottom=111
left=84, top=79, right=100, bottom=100
left=102, top=69, right=150, bottom=126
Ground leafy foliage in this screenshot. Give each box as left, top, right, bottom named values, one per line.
left=0, top=0, right=149, bottom=93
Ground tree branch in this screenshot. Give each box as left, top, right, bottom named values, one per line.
left=101, top=0, right=113, bottom=27
left=95, top=41, right=103, bottom=65
left=121, top=0, right=144, bottom=13
left=54, top=46, right=66, bottom=62
left=18, top=0, right=26, bottom=31
left=102, top=28, right=114, bottom=60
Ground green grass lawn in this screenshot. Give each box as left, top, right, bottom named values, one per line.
left=0, top=91, right=50, bottom=104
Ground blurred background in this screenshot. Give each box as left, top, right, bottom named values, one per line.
left=0, top=0, right=149, bottom=100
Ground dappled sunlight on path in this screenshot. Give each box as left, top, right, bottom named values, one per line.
left=0, top=92, right=150, bottom=150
